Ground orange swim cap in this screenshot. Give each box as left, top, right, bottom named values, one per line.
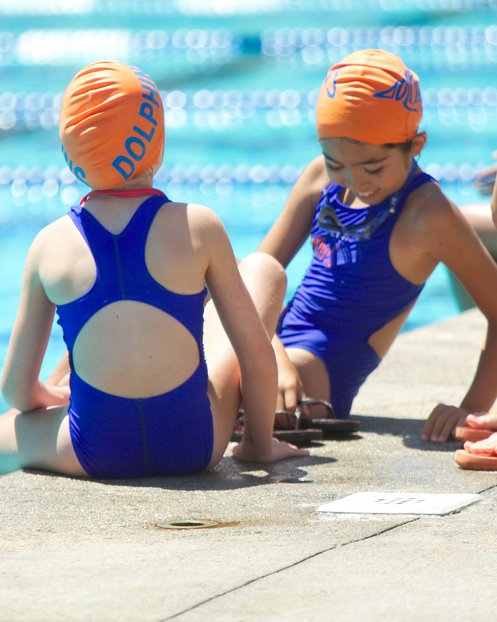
left=60, top=60, right=165, bottom=190
left=316, top=49, right=422, bottom=144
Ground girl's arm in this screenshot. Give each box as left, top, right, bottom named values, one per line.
left=257, top=156, right=327, bottom=411
left=1, top=235, right=69, bottom=412
left=257, top=155, right=326, bottom=266
left=202, top=208, right=305, bottom=461
left=420, top=195, right=497, bottom=441
left=473, top=159, right=497, bottom=197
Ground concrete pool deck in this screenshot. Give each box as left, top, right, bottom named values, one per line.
left=1, top=308, right=496, bottom=622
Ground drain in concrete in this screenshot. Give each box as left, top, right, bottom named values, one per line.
left=154, top=519, right=239, bottom=530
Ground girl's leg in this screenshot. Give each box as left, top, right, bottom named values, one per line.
left=203, top=253, right=286, bottom=467
left=0, top=406, right=88, bottom=477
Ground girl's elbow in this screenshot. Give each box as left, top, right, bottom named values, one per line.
left=0, top=377, right=14, bottom=407
left=1, top=382, right=35, bottom=413
left=1, top=387, right=21, bottom=411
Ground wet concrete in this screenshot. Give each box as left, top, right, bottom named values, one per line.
left=0, top=309, right=495, bottom=622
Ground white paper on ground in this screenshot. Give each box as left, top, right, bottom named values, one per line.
left=316, top=492, right=480, bottom=515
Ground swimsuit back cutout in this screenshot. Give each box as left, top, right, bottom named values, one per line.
left=286, top=169, right=435, bottom=342
left=56, top=194, right=207, bottom=359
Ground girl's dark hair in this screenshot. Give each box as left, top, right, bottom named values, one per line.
left=384, top=139, right=415, bottom=153
left=338, top=136, right=417, bottom=153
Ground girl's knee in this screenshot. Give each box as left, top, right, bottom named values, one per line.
left=241, top=252, right=287, bottom=292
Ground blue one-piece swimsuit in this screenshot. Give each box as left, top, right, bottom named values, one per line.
left=278, top=166, right=436, bottom=420
left=56, top=194, right=213, bottom=478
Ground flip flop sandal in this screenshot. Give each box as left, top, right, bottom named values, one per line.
left=231, top=428, right=324, bottom=445
left=232, top=409, right=323, bottom=446
left=297, top=398, right=360, bottom=436
left=455, top=448, right=497, bottom=470
left=272, top=408, right=323, bottom=444
left=454, top=425, right=495, bottom=442
left=273, top=428, right=323, bottom=444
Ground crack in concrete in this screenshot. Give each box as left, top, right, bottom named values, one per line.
left=160, top=485, right=497, bottom=620
left=160, top=517, right=419, bottom=621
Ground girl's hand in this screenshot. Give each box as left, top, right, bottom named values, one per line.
left=232, top=437, right=309, bottom=463
left=422, top=403, right=470, bottom=442
left=40, top=382, right=71, bottom=407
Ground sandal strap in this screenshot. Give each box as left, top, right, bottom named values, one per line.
left=240, top=408, right=301, bottom=430
left=297, top=397, right=335, bottom=420
left=275, top=409, right=300, bottom=430
left=239, top=397, right=334, bottom=432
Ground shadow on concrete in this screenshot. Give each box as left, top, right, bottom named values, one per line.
left=24, top=454, right=336, bottom=491
left=96, top=455, right=337, bottom=490
left=353, top=414, right=461, bottom=452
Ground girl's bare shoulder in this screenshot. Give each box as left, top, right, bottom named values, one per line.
left=300, top=155, right=329, bottom=193
left=399, top=176, right=487, bottom=262
left=402, top=177, right=461, bottom=235
left=155, top=200, right=227, bottom=238
left=27, top=215, right=82, bottom=256
left=281, top=155, right=329, bottom=217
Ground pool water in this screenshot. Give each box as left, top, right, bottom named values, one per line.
left=1, top=0, right=496, bottom=411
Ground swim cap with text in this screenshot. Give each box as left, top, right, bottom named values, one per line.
left=60, top=60, right=165, bottom=189
left=316, top=49, right=422, bottom=144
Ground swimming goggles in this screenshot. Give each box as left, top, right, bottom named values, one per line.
left=317, top=202, right=395, bottom=241
left=317, top=160, right=419, bottom=241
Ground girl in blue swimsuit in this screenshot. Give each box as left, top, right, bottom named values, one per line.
left=258, top=49, right=497, bottom=442
left=0, top=61, right=307, bottom=478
